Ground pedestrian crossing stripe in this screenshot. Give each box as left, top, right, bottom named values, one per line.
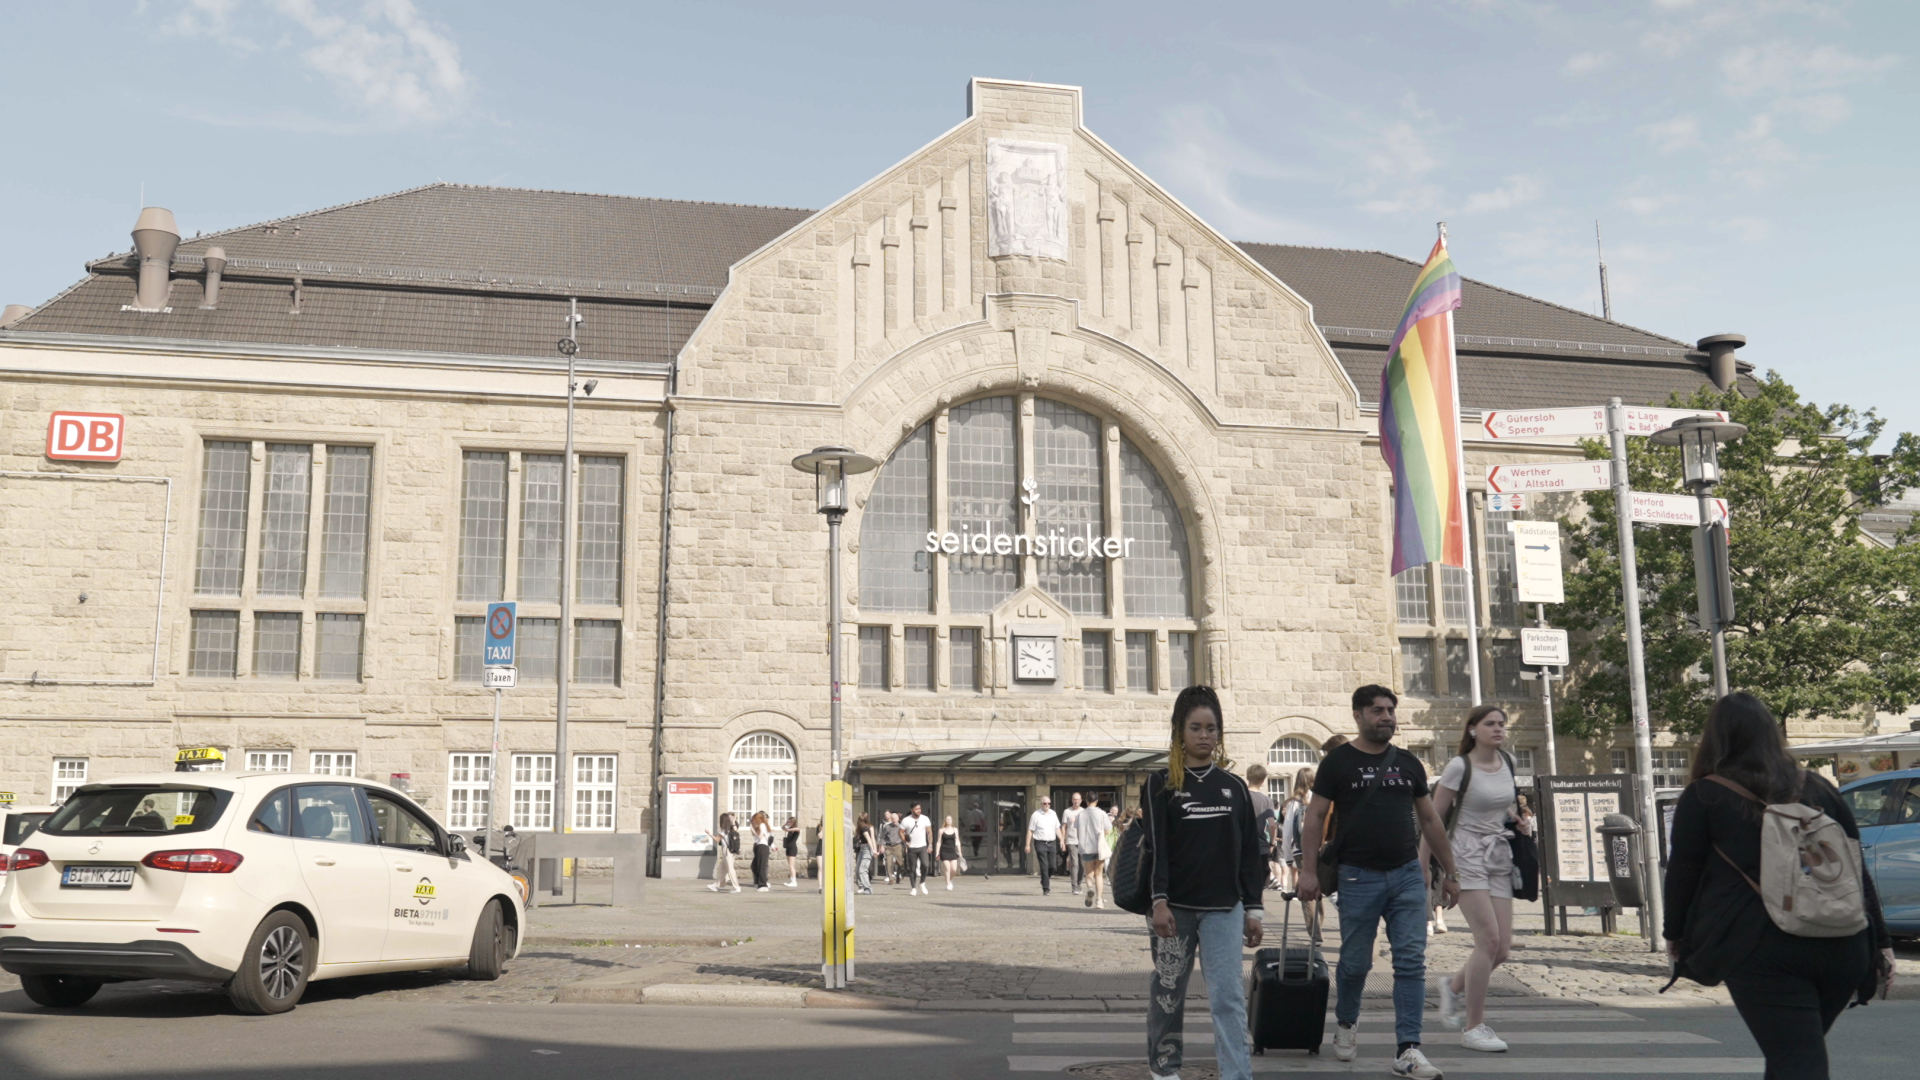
left=1007, top=1057, right=1764, bottom=1074
left=1016, top=1030, right=1715, bottom=1046
left=1014, top=1009, right=1642, bottom=1024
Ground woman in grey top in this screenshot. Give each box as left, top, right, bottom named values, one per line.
left=1425, top=704, right=1530, bottom=1054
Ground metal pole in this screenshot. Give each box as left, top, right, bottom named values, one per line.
left=1536, top=602, right=1559, bottom=777
left=557, top=299, right=580, bottom=834
left=827, top=509, right=845, bottom=779
left=1607, top=397, right=1663, bottom=948
left=489, top=687, right=503, bottom=859
left=1696, top=495, right=1731, bottom=697
left=1437, top=224, right=1483, bottom=705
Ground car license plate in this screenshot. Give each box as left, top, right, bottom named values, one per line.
left=61, top=865, right=135, bottom=889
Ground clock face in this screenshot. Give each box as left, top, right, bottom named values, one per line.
left=1014, top=636, right=1057, bottom=681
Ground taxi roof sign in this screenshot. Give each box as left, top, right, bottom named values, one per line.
left=175, top=747, right=225, bottom=763
left=0, top=792, right=15, bottom=804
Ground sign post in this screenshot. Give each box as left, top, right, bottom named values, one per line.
left=1606, top=399, right=1662, bottom=948
left=821, top=780, right=856, bottom=988
left=1510, top=520, right=1566, bottom=776
left=484, top=602, right=517, bottom=856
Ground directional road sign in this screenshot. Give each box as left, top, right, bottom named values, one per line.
left=1486, top=460, right=1611, bottom=494
left=1509, top=520, right=1565, bottom=604
left=484, top=666, right=517, bottom=689
left=485, top=601, right=517, bottom=666
left=1521, top=627, right=1571, bottom=666
left=1481, top=407, right=1728, bottom=441
left=1629, top=492, right=1730, bottom=528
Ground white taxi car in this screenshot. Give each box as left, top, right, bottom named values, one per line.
left=0, top=773, right=524, bottom=1014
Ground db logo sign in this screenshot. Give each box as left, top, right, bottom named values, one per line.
left=46, top=412, right=124, bottom=461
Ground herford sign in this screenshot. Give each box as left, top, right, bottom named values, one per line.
left=925, top=524, right=1132, bottom=559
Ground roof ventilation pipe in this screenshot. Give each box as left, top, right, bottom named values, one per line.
left=200, top=246, right=226, bottom=309
left=0, top=304, right=31, bottom=328
left=131, top=207, right=180, bottom=311
left=1696, top=333, right=1746, bottom=392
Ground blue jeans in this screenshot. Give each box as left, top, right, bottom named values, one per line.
left=855, top=848, right=873, bottom=892
left=1333, top=860, right=1428, bottom=1046
left=1146, top=905, right=1253, bottom=1080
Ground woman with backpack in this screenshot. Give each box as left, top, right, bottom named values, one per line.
left=1144, top=685, right=1267, bottom=1080
left=706, top=812, right=742, bottom=893
left=1427, top=704, right=1530, bottom=1052
left=1665, top=693, right=1894, bottom=1080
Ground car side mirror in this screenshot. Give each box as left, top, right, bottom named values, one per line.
left=446, top=833, right=468, bottom=862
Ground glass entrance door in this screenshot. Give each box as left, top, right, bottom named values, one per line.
left=958, top=787, right=1027, bottom=875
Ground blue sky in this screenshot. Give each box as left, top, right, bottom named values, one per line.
left=4, top=1, right=1912, bottom=443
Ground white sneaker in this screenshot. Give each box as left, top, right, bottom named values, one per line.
left=1461, top=1024, right=1507, bottom=1053
left=1437, top=976, right=1464, bottom=1030
left=1391, top=1046, right=1443, bottom=1078
left=946, top=882, right=953, bottom=890
left=785, top=880, right=798, bottom=888
left=1332, top=1022, right=1358, bottom=1062
left=729, top=886, right=741, bottom=893
left=757, top=886, right=769, bottom=892
left=706, top=883, right=720, bottom=892
left=1433, top=915, right=1449, bottom=934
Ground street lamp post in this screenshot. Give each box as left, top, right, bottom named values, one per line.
left=1651, top=415, right=1748, bottom=698
left=791, top=446, right=880, bottom=779
left=557, top=303, right=585, bottom=834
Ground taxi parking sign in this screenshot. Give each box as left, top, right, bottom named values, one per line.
left=485, top=602, right=516, bottom=666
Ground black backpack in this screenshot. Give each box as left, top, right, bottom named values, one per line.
left=1111, top=820, right=1153, bottom=915
left=727, top=827, right=740, bottom=855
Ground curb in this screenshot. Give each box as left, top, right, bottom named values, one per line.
left=521, top=935, right=741, bottom=948
left=558, top=983, right=910, bottom=1009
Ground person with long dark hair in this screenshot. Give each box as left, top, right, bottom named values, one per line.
left=852, top=812, right=877, bottom=895
left=706, top=812, right=741, bottom=893
left=1664, top=693, right=1894, bottom=1079
left=749, top=810, right=773, bottom=891
left=1144, top=685, right=1265, bottom=1080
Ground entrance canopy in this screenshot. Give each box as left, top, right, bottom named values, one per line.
left=1788, top=731, right=1920, bottom=757
left=849, top=746, right=1167, bottom=772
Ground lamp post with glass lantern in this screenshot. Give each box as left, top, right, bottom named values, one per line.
left=1651, top=415, right=1748, bottom=697
left=791, top=446, right=880, bottom=779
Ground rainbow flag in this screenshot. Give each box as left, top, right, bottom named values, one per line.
left=1379, top=238, right=1466, bottom=575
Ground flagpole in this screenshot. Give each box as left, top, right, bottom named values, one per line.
left=1438, top=222, right=1483, bottom=705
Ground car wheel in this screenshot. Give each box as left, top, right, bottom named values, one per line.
left=228, top=910, right=311, bottom=1015
left=19, top=974, right=103, bottom=1008
left=465, top=898, right=508, bottom=980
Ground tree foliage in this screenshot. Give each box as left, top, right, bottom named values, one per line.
left=1557, top=373, right=1920, bottom=738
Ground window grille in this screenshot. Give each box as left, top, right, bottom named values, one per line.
left=730, top=777, right=756, bottom=817
left=576, top=457, right=624, bottom=604
left=1441, top=566, right=1471, bottom=627
left=948, top=397, right=1020, bottom=613
left=458, top=451, right=508, bottom=602
left=1485, top=507, right=1519, bottom=627
left=511, top=753, right=555, bottom=830
left=951, top=627, right=980, bottom=691
left=1490, top=639, right=1525, bottom=697
left=1653, top=749, right=1691, bottom=788
left=258, top=444, right=312, bottom=597
left=904, top=627, right=934, bottom=691
left=1268, top=738, right=1318, bottom=766
left=858, top=626, right=888, bottom=689
left=574, top=620, right=620, bottom=685
left=252, top=612, right=301, bottom=679
left=572, top=755, right=617, bottom=831
left=732, top=733, right=797, bottom=762
left=447, top=753, right=493, bottom=830
left=1400, top=638, right=1434, bottom=694
left=189, top=610, right=240, bottom=678
left=1443, top=638, right=1470, bottom=697
left=195, top=441, right=250, bottom=595
left=1395, top=566, right=1430, bottom=624
left=518, top=453, right=563, bottom=603
left=1611, top=749, right=1629, bottom=773
left=860, top=423, right=933, bottom=612
left=1120, top=439, right=1190, bottom=617
left=1034, top=400, right=1106, bottom=616
left=1081, top=631, right=1110, bottom=692
left=454, top=616, right=484, bottom=683
left=52, top=759, right=88, bottom=803
left=320, top=446, right=372, bottom=599
left=518, top=618, right=559, bottom=682
left=1126, top=631, right=1153, bottom=693
left=310, top=751, right=356, bottom=777
left=1169, top=632, right=1196, bottom=690
left=771, top=776, right=796, bottom=820
left=246, top=750, right=292, bottom=772
left=317, top=614, right=363, bottom=681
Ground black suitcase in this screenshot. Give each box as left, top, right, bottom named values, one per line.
left=1248, top=895, right=1329, bottom=1055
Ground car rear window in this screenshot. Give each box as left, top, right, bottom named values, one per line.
left=4, top=812, right=50, bottom=846
left=39, top=787, right=231, bottom=837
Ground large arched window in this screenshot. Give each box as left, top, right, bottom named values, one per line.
left=1268, top=737, right=1319, bottom=766
left=728, top=733, right=796, bottom=821
left=859, top=423, right=932, bottom=612
left=1121, top=438, right=1191, bottom=618
left=948, top=397, right=1020, bottom=613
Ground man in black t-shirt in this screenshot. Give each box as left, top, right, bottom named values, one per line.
left=1298, top=686, right=1458, bottom=1080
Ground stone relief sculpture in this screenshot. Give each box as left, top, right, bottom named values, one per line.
left=986, top=138, right=1070, bottom=260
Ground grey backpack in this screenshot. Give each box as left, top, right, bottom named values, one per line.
left=1707, top=773, right=1868, bottom=938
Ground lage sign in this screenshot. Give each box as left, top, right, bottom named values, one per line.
left=46, top=412, right=124, bottom=461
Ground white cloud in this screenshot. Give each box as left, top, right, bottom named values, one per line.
left=1720, top=217, right=1771, bottom=242
left=1778, top=91, right=1852, bottom=128
left=1562, top=51, right=1615, bottom=77
left=1149, top=106, right=1337, bottom=244
left=1720, top=41, right=1899, bottom=99
left=1619, top=192, right=1683, bottom=215
left=1636, top=115, right=1701, bottom=152
left=1462, top=174, right=1543, bottom=214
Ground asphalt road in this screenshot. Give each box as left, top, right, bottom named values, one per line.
left=4, top=983, right=1918, bottom=1080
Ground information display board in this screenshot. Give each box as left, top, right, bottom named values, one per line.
left=662, top=778, right=717, bottom=855
left=1537, top=773, right=1638, bottom=911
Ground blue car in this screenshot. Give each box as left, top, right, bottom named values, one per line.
left=1839, top=768, right=1920, bottom=938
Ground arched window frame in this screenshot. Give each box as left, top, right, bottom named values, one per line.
left=1265, top=737, right=1320, bottom=800
left=853, top=392, right=1200, bottom=697
left=728, top=732, right=797, bottom=824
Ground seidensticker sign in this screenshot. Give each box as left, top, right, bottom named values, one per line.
left=925, top=525, right=1132, bottom=559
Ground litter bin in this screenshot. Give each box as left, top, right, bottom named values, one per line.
left=1596, top=813, right=1645, bottom=908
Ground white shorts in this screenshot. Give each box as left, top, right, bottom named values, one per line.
left=1453, top=831, right=1514, bottom=898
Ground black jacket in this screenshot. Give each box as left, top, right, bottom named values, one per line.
left=1146, top=764, right=1266, bottom=916
left=1664, top=771, right=1890, bottom=987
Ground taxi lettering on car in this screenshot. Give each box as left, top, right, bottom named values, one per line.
left=0, top=772, right=523, bottom=1015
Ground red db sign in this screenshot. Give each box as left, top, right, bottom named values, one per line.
left=46, top=412, right=125, bottom=461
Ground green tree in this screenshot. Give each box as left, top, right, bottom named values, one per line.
left=1558, top=373, right=1920, bottom=738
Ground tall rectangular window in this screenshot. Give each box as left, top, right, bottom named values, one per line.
left=904, top=627, right=934, bottom=691
left=860, top=424, right=932, bottom=612
left=573, top=754, right=616, bottom=831
left=1082, top=631, right=1110, bottom=692
left=1169, top=632, right=1196, bottom=690
left=257, top=444, right=312, bottom=597
left=951, top=628, right=980, bottom=691
left=1394, top=566, right=1430, bottom=624
left=1126, top=631, right=1153, bottom=693
left=730, top=776, right=756, bottom=817
left=1512, top=748, right=1535, bottom=775
left=1033, top=400, right=1106, bottom=616
left=458, top=451, right=508, bottom=602
left=1610, top=749, right=1629, bottom=773
left=771, top=776, right=796, bottom=820
left=52, top=758, right=88, bottom=803
left=574, top=620, right=619, bottom=685
left=576, top=456, right=624, bottom=604
left=511, top=753, right=555, bottom=830
left=190, top=610, right=240, bottom=678
left=454, top=616, right=484, bottom=683
left=195, top=441, right=250, bottom=595
left=948, top=397, right=1020, bottom=613
left=448, top=753, right=493, bottom=830
left=252, top=612, right=301, bottom=679
left=1399, top=638, right=1434, bottom=694
left=1443, top=639, right=1470, bottom=697
left=320, top=446, right=372, bottom=599
left=1653, top=749, right=1692, bottom=788
left=517, top=453, right=563, bottom=603
left=1490, top=640, right=1525, bottom=697
left=859, top=626, right=888, bottom=689
left=317, top=614, right=363, bottom=682
left=246, top=750, right=292, bottom=772
left=1441, top=566, right=1471, bottom=627
left=310, top=751, right=356, bottom=777
left=1485, top=508, right=1519, bottom=627
left=518, top=618, right=559, bottom=682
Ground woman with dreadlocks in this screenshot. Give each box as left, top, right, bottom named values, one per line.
left=1144, top=685, right=1267, bottom=1080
